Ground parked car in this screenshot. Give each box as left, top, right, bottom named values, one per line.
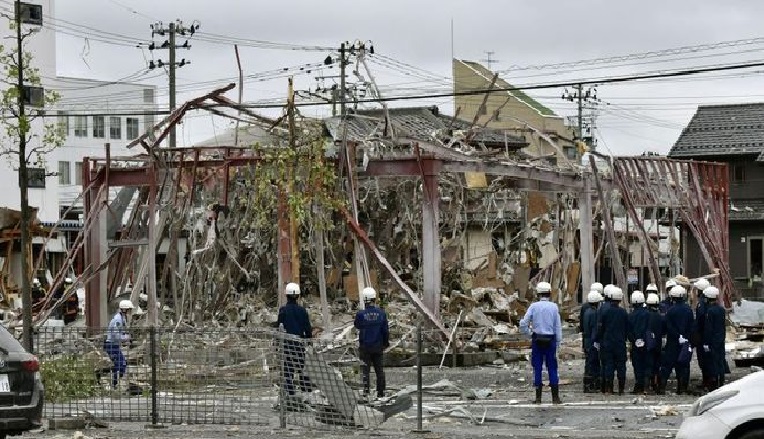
left=0, top=325, right=44, bottom=439
left=677, top=370, right=764, bottom=439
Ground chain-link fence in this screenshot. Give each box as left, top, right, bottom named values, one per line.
left=34, top=325, right=414, bottom=430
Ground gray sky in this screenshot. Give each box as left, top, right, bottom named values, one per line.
left=53, top=0, right=764, bottom=155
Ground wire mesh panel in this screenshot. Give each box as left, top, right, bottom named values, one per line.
left=36, top=325, right=152, bottom=422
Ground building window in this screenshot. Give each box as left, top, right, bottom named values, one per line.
left=732, top=164, right=745, bottom=182
left=74, top=116, right=87, bottom=137
left=27, top=168, right=45, bottom=188
left=58, top=161, right=70, bottom=185
left=564, top=146, right=577, bottom=160
left=126, top=117, right=139, bottom=140
left=74, top=162, right=82, bottom=185
left=93, top=116, right=105, bottom=138
left=56, top=110, right=69, bottom=136
left=143, top=88, right=154, bottom=104
left=109, top=116, right=121, bottom=140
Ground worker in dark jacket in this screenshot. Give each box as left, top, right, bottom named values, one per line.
left=579, top=282, right=603, bottom=339
left=659, top=279, right=677, bottom=317
left=691, top=278, right=711, bottom=390
left=701, top=287, right=726, bottom=391
left=628, top=291, right=650, bottom=394
left=659, top=285, right=695, bottom=395
left=31, top=278, right=45, bottom=308
left=596, top=284, right=614, bottom=390
left=354, top=287, right=389, bottom=399
left=277, top=282, right=313, bottom=396
left=645, top=293, right=664, bottom=393
left=597, top=287, right=629, bottom=395
left=62, top=277, right=79, bottom=325
left=582, top=290, right=603, bottom=393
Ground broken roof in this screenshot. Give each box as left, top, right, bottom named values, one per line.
left=323, top=106, right=527, bottom=148
left=669, top=103, right=764, bottom=161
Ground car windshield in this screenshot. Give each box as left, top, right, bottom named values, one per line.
left=0, top=325, right=26, bottom=353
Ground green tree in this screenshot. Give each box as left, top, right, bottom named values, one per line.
left=0, top=1, right=63, bottom=351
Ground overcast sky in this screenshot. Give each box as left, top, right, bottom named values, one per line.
left=52, top=0, right=764, bottom=156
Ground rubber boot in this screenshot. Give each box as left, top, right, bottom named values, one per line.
left=657, top=379, right=666, bottom=395
left=582, top=376, right=589, bottom=393
left=617, top=379, right=625, bottom=396
left=551, top=385, right=562, bottom=404
left=600, top=377, right=607, bottom=394
left=534, top=386, right=542, bottom=404
left=604, top=380, right=613, bottom=395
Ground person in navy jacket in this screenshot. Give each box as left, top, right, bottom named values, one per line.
left=701, top=286, right=726, bottom=391
left=277, top=282, right=313, bottom=396
left=659, top=285, right=695, bottom=395
left=354, top=287, right=389, bottom=399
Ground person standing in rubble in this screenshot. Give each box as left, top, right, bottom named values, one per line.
left=627, top=291, right=650, bottom=394
left=579, top=282, right=603, bottom=347
left=701, top=286, right=726, bottom=391
left=691, top=278, right=711, bottom=391
left=658, top=285, right=695, bottom=395
left=520, top=281, right=563, bottom=404
left=104, top=300, right=134, bottom=391
left=660, top=279, right=677, bottom=316
left=277, top=282, right=313, bottom=398
left=31, top=278, right=45, bottom=308
left=62, top=278, right=79, bottom=325
left=354, top=287, right=389, bottom=400
left=597, top=287, right=628, bottom=395
left=596, top=284, right=614, bottom=392
left=582, top=290, right=603, bottom=393
left=645, top=292, right=664, bottom=393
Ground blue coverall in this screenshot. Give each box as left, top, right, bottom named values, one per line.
left=597, top=302, right=628, bottom=393
left=595, top=299, right=611, bottom=386
left=579, top=301, right=592, bottom=349
left=693, top=296, right=708, bottom=386
left=627, top=305, right=650, bottom=392
left=277, top=299, right=313, bottom=395
left=582, top=305, right=600, bottom=392
left=354, top=304, right=390, bottom=397
left=660, top=298, right=695, bottom=394
left=103, top=312, right=128, bottom=386
left=702, top=301, right=726, bottom=390
left=646, top=305, right=664, bottom=390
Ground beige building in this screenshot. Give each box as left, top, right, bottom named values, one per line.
left=452, top=59, right=577, bottom=163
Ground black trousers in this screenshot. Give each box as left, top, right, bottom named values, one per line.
left=360, top=349, right=385, bottom=397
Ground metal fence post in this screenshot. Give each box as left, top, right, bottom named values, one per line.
left=412, top=319, right=429, bottom=434
left=145, top=326, right=165, bottom=429
left=278, top=325, right=286, bottom=429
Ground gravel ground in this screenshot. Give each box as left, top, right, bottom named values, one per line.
left=25, top=354, right=749, bottom=439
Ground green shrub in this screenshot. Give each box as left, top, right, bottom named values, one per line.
left=40, top=355, right=101, bottom=403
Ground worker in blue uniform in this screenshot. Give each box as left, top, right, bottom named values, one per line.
left=701, top=286, right=726, bottom=391
left=659, top=285, right=695, bottom=395
left=579, top=282, right=603, bottom=346
left=659, top=279, right=677, bottom=317
left=596, top=284, right=614, bottom=392
left=628, top=291, right=650, bottom=394
left=104, top=300, right=133, bottom=391
left=582, top=290, right=603, bottom=393
left=520, top=281, right=563, bottom=404
left=691, top=278, right=711, bottom=391
left=277, top=282, right=313, bottom=397
left=597, top=287, right=629, bottom=395
left=645, top=292, right=664, bottom=393
left=354, top=287, right=390, bottom=399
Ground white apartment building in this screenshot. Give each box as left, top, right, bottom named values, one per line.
left=0, top=0, right=156, bottom=224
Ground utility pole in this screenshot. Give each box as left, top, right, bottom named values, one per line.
left=480, top=51, right=499, bottom=71
left=15, top=0, right=32, bottom=352
left=148, top=20, right=199, bottom=148
left=339, top=42, right=347, bottom=117
left=562, top=84, right=599, bottom=152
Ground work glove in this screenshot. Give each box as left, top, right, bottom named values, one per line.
left=593, top=342, right=600, bottom=350
left=678, top=335, right=688, bottom=344
left=703, top=345, right=710, bottom=352
left=635, top=339, right=645, bottom=348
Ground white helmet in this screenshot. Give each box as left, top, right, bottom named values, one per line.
left=703, top=286, right=720, bottom=299
left=119, top=299, right=134, bottom=311
left=587, top=291, right=603, bottom=303
left=610, top=287, right=624, bottom=301
left=665, top=279, right=677, bottom=290
left=646, top=293, right=660, bottom=305
left=693, top=278, right=711, bottom=292
left=603, top=284, right=616, bottom=298
left=64, top=277, right=73, bottom=284
left=631, top=291, right=645, bottom=304
left=361, top=287, right=377, bottom=302
left=133, top=305, right=145, bottom=316
left=32, top=278, right=40, bottom=286
left=285, top=282, right=301, bottom=297
left=646, top=283, right=658, bottom=292
left=590, top=282, right=604, bottom=293
left=669, top=285, right=686, bottom=298
left=536, top=282, right=552, bottom=293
